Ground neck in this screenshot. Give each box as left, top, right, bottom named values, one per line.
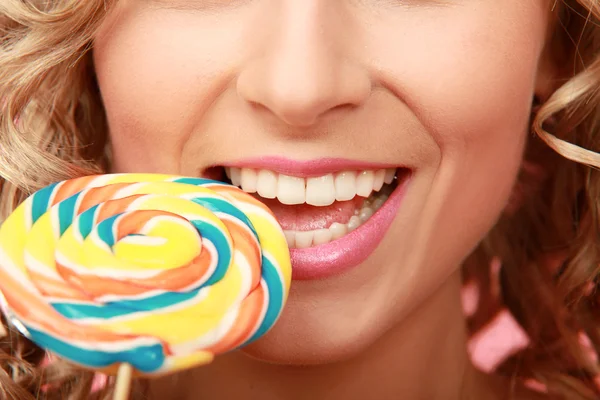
left=151, top=272, right=481, bottom=400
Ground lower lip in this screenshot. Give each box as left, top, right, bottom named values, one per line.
left=290, top=174, right=411, bottom=280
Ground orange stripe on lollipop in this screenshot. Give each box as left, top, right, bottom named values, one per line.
left=56, top=249, right=215, bottom=299
left=29, top=270, right=92, bottom=301
left=203, top=286, right=266, bottom=354
left=0, top=269, right=133, bottom=343
left=115, top=209, right=172, bottom=239
left=221, top=219, right=262, bottom=289
left=77, top=183, right=134, bottom=214
left=52, top=175, right=99, bottom=205
left=96, top=195, right=145, bottom=222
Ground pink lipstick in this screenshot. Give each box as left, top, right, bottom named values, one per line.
left=225, top=156, right=399, bottom=178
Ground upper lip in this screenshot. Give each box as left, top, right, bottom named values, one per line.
left=220, top=156, right=400, bottom=178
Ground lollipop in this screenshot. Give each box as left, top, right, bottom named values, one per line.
left=0, top=173, right=292, bottom=397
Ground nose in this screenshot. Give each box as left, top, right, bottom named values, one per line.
left=236, top=1, right=371, bottom=128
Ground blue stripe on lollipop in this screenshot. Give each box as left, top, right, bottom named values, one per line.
left=27, top=327, right=165, bottom=373
left=31, top=182, right=59, bottom=224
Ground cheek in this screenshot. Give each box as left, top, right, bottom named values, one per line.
left=425, top=35, right=538, bottom=275
left=428, top=16, right=541, bottom=240
left=93, top=5, right=245, bottom=172
left=373, top=6, right=543, bottom=149
left=371, top=6, right=548, bottom=274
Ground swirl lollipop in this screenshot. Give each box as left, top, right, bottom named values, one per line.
left=0, top=173, right=291, bottom=397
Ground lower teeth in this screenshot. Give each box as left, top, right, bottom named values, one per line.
left=284, top=182, right=394, bottom=249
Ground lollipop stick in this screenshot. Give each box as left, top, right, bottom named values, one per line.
left=0, top=321, right=6, bottom=338
left=114, top=363, right=133, bottom=400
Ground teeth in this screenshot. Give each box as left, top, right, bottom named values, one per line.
left=295, top=231, right=314, bottom=249
left=278, top=174, right=305, bottom=205
left=282, top=189, right=390, bottom=248
left=229, top=167, right=397, bottom=206
left=347, top=215, right=361, bottom=231
left=225, top=165, right=400, bottom=249
left=256, top=170, right=278, bottom=199
left=329, top=222, right=347, bottom=240
left=359, top=207, right=374, bottom=222
left=384, top=168, right=396, bottom=184
left=306, top=174, right=336, bottom=206
left=284, top=231, right=296, bottom=247
left=356, top=171, right=374, bottom=198
left=373, top=169, right=385, bottom=192
left=334, top=171, right=357, bottom=201
left=372, top=196, right=386, bottom=210
left=313, top=229, right=332, bottom=245
left=230, top=168, right=242, bottom=187
left=240, top=168, right=258, bottom=193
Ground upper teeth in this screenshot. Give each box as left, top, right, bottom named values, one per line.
left=225, top=167, right=395, bottom=206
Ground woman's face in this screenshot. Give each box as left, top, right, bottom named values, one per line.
left=94, top=1, right=555, bottom=364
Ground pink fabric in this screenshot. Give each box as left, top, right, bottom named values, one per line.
left=467, top=304, right=529, bottom=372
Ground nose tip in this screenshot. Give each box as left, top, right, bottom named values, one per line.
left=238, top=62, right=371, bottom=127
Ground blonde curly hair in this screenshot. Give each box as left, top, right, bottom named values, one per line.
left=2, top=0, right=600, bottom=399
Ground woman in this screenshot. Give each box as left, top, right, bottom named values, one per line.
left=0, top=1, right=599, bottom=399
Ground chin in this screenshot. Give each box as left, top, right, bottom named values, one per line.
left=239, top=302, right=387, bottom=366
left=241, top=333, right=372, bottom=367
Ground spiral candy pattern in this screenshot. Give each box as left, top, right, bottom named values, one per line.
left=0, top=174, right=291, bottom=375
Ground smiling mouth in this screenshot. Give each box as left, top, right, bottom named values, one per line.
left=221, top=167, right=407, bottom=248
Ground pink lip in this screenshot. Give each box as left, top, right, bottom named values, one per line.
left=289, top=174, right=411, bottom=280
left=224, top=156, right=399, bottom=178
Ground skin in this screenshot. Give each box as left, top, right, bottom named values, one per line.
left=93, top=1, right=559, bottom=398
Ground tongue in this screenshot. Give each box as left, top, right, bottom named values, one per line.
left=257, top=197, right=365, bottom=231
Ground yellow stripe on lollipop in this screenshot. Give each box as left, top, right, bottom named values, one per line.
left=96, top=252, right=246, bottom=344
left=0, top=206, right=35, bottom=275
left=112, top=218, right=200, bottom=269
left=23, top=213, right=60, bottom=275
